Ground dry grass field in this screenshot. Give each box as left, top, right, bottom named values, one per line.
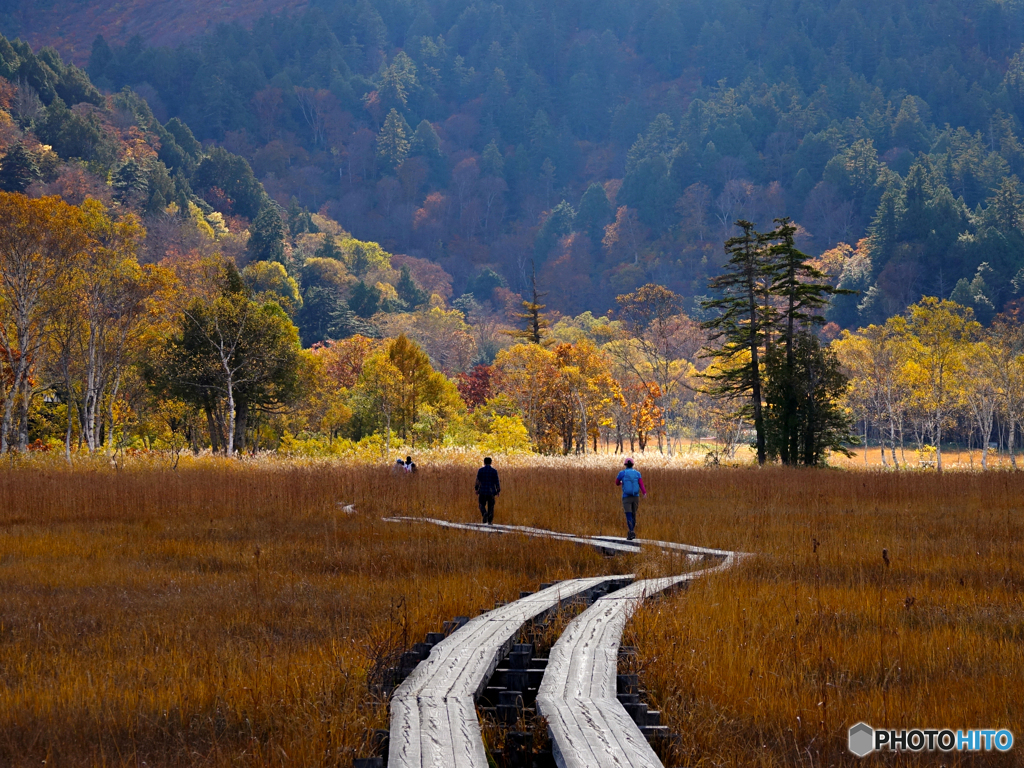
left=0, top=457, right=1021, bottom=766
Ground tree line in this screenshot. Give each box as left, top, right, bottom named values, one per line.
left=5, top=180, right=1024, bottom=469
left=836, top=299, right=1024, bottom=470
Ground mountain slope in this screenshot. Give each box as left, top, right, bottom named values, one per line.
left=0, top=0, right=308, bottom=63
left=6, top=0, right=1024, bottom=326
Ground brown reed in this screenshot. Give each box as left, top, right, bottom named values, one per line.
left=0, top=460, right=1021, bottom=766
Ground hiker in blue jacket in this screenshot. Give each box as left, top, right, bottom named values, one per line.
left=615, top=458, right=647, bottom=540
left=475, top=456, right=500, bottom=524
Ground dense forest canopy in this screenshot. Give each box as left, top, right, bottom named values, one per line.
left=45, top=0, right=1024, bottom=322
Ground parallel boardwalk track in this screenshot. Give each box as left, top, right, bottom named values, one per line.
left=536, top=558, right=741, bottom=768
left=388, top=576, right=632, bottom=768
left=382, top=516, right=747, bottom=768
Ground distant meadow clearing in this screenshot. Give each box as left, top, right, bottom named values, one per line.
left=0, top=457, right=1020, bottom=766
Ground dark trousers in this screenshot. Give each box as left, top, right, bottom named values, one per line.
left=478, top=494, right=495, bottom=523
left=623, top=496, right=639, bottom=534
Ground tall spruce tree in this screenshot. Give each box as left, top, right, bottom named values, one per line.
left=378, top=109, right=410, bottom=173
left=396, top=264, right=428, bottom=308
left=247, top=205, right=286, bottom=263
left=703, top=218, right=856, bottom=466
left=762, top=333, right=854, bottom=466
left=700, top=221, right=776, bottom=465
left=765, top=217, right=850, bottom=464
left=508, top=264, right=552, bottom=346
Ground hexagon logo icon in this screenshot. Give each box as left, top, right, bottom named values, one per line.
left=849, top=722, right=874, bottom=757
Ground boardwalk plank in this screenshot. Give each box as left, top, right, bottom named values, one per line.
left=537, top=555, right=742, bottom=768
left=384, top=517, right=742, bottom=559
left=388, top=575, right=631, bottom=768
left=384, top=516, right=642, bottom=554
left=383, top=517, right=748, bottom=768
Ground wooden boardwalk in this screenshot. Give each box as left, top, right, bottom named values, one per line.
left=384, top=517, right=739, bottom=559
left=388, top=575, right=633, bottom=768
left=383, top=516, right=747, bottom=768
left=383, top=516, right=643, bottom=555
left=535, top=556, right=741, bottom=768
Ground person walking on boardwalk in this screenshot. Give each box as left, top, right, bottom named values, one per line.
left=615, top=458, right=646, bottom=540
left=475, top=456, right=500, bottom=524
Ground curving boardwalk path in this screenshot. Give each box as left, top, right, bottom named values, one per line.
left=388, top=576, right=632, bottom=768
left=383, top=516, right=748, bottom=768
left=383, top=516, right=644, bottom=554
left=536, top=557, right=741, bottom=768
left=383, top=516, right=733, bottom=559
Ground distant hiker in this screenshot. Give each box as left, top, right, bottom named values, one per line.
left=615, top=458, right=646, bottom=541
left=405, top=455, right=417, bottom=473
left=475, top=456, right=500, bottom=524
left=394, top=458, right=406, bottom=473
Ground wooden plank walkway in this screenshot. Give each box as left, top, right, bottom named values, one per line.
left=535, top=555, right=743, bottom=768
left=384, top=517, right=742, bottom=559
left=592, top=534, right=734, bottom=559
left=383, top=516, right=643, bottom=555
left=388, top=575, right=633, bottom=768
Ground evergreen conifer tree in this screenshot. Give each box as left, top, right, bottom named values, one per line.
left=765, top=217, right=850, bottom=464
left=315, top=233, right=342, bottom=260
left=508, top=264, right=553, bottom=346
left=247, top=205, right=286, bottom=263
left=396, top=264, right=428, bottom=308
left=112, top=158, right=149, bottom=204
left=378, top=109, right=411, bottom=172
left=575, top=183, right=612, bottom=242
left=700, top=221, right=775, bottom=465
left=0, top=144, right=40, bottom=193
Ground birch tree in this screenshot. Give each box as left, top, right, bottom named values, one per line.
left=960, top=340, right=999, bottom=468
left=989, top=317, right=1024, bottom=468
left=901, top=298, right=978, bottom=471
left=77, top=201, right=166, bottom=454
left=0, top=193, right=87, bottom=452
left=157, top=269, right=304, bottom=454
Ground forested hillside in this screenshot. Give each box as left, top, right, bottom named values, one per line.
left=0, top=0, right=308, bottom=59
left=15, top=0, right=1022, bottom=323
left=6, top=6, right=1024, bottom=463
left=0, top=33, right=271, bottom=259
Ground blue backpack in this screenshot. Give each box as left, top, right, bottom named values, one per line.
left=620, top=469, right=641, bottom=496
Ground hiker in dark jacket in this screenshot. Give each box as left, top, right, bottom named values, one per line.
left=615, top=457, right=647, bottom=540
left=475, top=456, right=500, bottom=524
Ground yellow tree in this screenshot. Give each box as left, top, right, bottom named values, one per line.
left=76, top=200, right=170, bottom=455
left=551, top=340, right=620, bottom=454
left=492, top=342, right=561, bottom=450
left=241, top=260, right=302, bottom=315
left=494, top=340, right=620, bottom=454
left=988, top=317, right=1024, bottom=468
left=0, top=193, right=89, bottom=452
left=294, top=349, right=353, bottom=441
left=900, top=298, right=979, bottom=470
left=959, top=337, right=1000, bottom=468
left=352, top=335, right=463, bottom=448
left=479, top=414, right=531, bottom=454
left=620, top=380, right=662, bottom=453
left=612, top=284, right=701, bottom=451
left=833, top=321, right=910, bottom=467
left=352, top=350, right=403, bottom=454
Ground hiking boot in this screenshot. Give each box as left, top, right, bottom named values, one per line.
left=627, top=531, right=636, bottom=541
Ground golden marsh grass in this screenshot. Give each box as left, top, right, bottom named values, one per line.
left=0, top=461, right=1020, bottom=766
